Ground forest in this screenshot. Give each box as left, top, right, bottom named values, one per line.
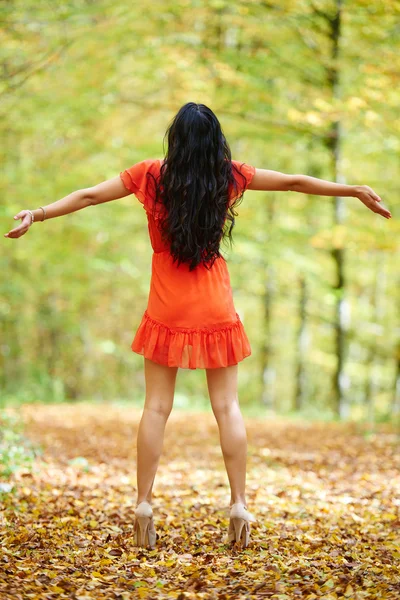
left=1, top=0, right=399, bottom=422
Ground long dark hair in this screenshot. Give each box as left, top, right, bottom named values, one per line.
left=147, top=102, right=248, bottom=271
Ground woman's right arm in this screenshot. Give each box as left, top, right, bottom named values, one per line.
left=248, top=168, right=392, bottom=219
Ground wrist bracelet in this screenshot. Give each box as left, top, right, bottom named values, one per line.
left=39, top=206, right=46, bottom=221
left=26, top=209, right=34, bottom=225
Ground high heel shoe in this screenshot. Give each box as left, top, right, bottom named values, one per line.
left=225, top=503, right=257, bottom=548
left=133, top=501, right=157, bottom=549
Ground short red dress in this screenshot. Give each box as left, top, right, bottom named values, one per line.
left=119, top=158, right=256, bottom=369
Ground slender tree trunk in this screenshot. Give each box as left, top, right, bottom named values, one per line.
left=364, top=345, right=377, bottom=426
left=364, top=257, right=385, bottom=425
left=1, top=255, right=25, bottom=398
left=391, top=287, right=400, bottom=425
left=326, top=0, right=348, bottom=418
left=260, top=197, right=276, bottom=409
left=293, top=276, right=308, bottom=411
left=260, top=265, right=275, bottom=409
left=392, top=343, right=400, bottom=422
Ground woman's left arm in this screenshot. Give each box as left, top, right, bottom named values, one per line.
left=4, top=176, right=131, bottom=239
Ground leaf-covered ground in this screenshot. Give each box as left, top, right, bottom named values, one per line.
left=1, top=403, right=399, bottom=599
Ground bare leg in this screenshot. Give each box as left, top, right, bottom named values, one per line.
left=136, top=358, right=178, bottom=505
left=206, top=364, right=247, bottom=506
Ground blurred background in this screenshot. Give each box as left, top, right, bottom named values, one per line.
left=1, top=0, right=399, bottom=422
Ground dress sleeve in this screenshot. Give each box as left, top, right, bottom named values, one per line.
left=232, top=160, right=256, bottom=190
left=229, top=160, right=256, bottom=203
left=119, top=159, right=155, bottom=205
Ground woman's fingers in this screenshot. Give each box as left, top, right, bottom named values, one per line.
left=4, top=212, right=32, bottom=238
left=359, top=190, right=391, bottom=219
left=371, top=195, right=391, bottom=218
left=372, top=199, right=391, bottom=219
left=4, top=227, right=29, bottom=238
left=368, top=188, right=381, bottom=202
left=356, top=186, right=390, bottom=218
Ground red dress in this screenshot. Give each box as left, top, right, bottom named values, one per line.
left=119, top=158, right=256, bottom=369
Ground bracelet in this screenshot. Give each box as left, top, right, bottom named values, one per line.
left=39, top=206, right=46, bottom=221
left=26, top=209, right=34, bottom=225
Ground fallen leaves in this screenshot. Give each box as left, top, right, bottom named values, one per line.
left=0, top=403, right=399, bottom=599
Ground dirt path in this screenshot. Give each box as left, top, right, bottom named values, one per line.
left=1, top=403, right=399, bottom=599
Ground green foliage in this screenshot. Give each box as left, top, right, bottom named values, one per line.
left=1, top=0, right=399, bottom=421
left=0, top=410, right=42, bottom=482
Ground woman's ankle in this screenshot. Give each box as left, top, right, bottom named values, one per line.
left=230, top=496, right=247, bottom=507
left=136, top=497, right=152, bottom=506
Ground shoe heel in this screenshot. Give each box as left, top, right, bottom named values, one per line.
left=134, top=501, right=157, bottom=549
left=136, top=515, right=151, bottom=547
left=231, top=516, right=249, bottom=547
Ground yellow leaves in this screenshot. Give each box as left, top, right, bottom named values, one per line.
left=344, top=583, right=354, bottom=596
left=313, top=98, right=334, bottom=112
left=331, top=224, right=347, bottom=249
left=287, top=107, right=303, bottom=122
left=310, top=225, right=347, bottom=250
left=36, top=527, right=47, bottom=535
left=310, top=222, right=398, bottom=252
left=304, top=111, right=324, bottom=127
left=288, top=107, right=323, bottom=126
left=365, top=88, right=385, bottom=102
left=211, top=61, right=244, bottom=85
left=321, top=577, right=335, bottom=591
left=45, top=571, right=58, bottom=579
left=380, top=512, right=398, bottom=521
left=288, top=99, right=346, bottom=128
left=349, top=511, right=365, bottom=523
left=347, top=96, right=367, bottom=111
left=3, top=404, right=400, bottom=599
left=365, top=75, right=390, bottom=90
left=365, top=110, right=381, bottom=126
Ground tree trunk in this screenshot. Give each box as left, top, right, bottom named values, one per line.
left=260, top=197, right=276, bottom=409
left=326, top=0, right=348, bottom=418
left=391, top=288, right=400, bottom=425
left=293, top=276, right=308, bottom=411
left=260, top=265, right=275, bottom=409
left=392, top=343, right=400, bottom=424
left=364, top=257, right=385, bottom=425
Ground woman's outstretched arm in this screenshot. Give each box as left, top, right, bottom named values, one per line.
left=248, top=168, right=392, bottom=219
left=4, top=176, right=131, bottom=239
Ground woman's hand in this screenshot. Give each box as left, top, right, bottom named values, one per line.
left=354, top=185, right=391, bottom=219
left=4, top=210, right=33, bottom=239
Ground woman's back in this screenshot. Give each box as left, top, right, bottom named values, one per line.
left=119, top=156, right=255, bottom=369
left=120, top=158, right=255, bottom=254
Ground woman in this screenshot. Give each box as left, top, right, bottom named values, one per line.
left=4, top=102, right=391, bottom=549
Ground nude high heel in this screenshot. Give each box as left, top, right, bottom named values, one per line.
left=225, top=503, right=257, bottom=548
left=133, top=501, right=157, bottom=549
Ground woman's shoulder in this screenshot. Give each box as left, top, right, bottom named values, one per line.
left=231, top=158, right=254, bottom=169
left=137, top=158, right=163, bottom=171
left=230, top=159, right=256, bottom=183
left=127, top=158, right=163, bottom=170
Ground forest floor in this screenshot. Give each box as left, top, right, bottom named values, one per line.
left=1, top=402, right=399, bottom=599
